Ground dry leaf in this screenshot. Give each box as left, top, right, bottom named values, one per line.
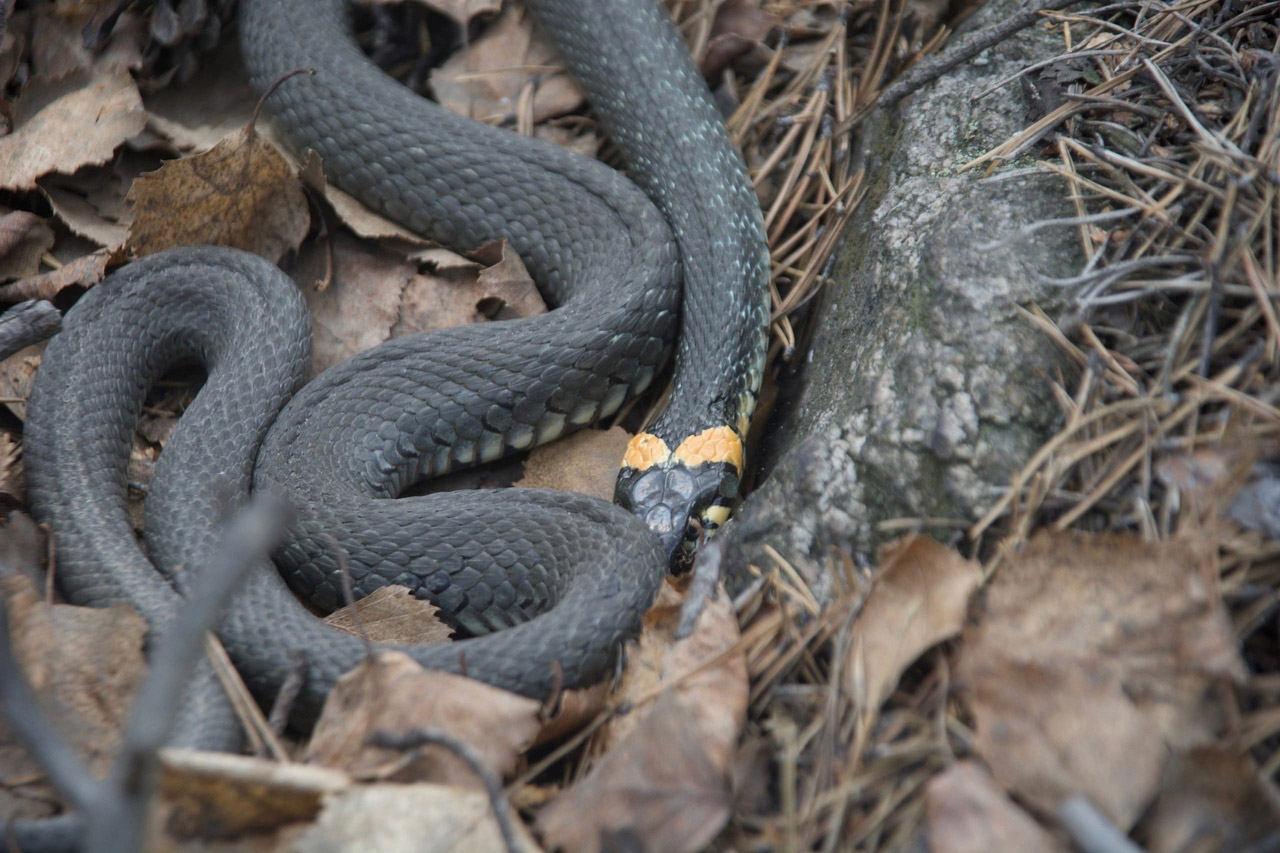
left=295, top=782, right=540, bottom=853
left=320, top=183, right=427, bottom=245
left=324, top=585, right=454, bottom=645
left=2, top=247, right=114, bottom=303
left=957, top=530, right=1246, bottom=829
left=925, top=762, right=1065, bottom=853
left=538, top=692, right=729, bottom=853
left=0, top=211, right=54, bottom=281
left=144, top=37, right=258, bottom=152
left=125, top=120, right=309, bottom=263
left=41, top=184, right=130, bottom=248
left=0, top=65, right=146, bottom=192
left=515, top=426, right=631, bottom=502
left=703, top=0, right=778, bottom=79
left=0, top=343, right=42, bottom=421
left=538, top=583, right=747, bottom=851
left=0, top=433, right=21, bottom=507
left=846, top=536, right=982, bottom=711
left=431, top=5, right=582, bottom=124
left=1139, top=747, right=1280, bottom=852
left=297, top=232, right=543, bottom=374
left=154, top=748, right=347, bottom=845
left=0, top=574, right=147, bottom=822
left=306, top=652, right=541, bottom=787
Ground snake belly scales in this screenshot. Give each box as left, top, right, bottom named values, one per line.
left=21, top=0, right=769, bottom=767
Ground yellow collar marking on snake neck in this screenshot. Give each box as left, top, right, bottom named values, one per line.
left=622, top=425, right=743, bottom=471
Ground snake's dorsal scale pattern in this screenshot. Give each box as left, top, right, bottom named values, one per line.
left=25, top=0, right=768, bottom=741
left=526, top=0, right=771, bottom=447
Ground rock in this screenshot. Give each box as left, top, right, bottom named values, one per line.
left=725, top=0, right=1078, bottom=601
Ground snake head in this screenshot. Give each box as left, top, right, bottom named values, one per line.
left=615, top=428, right=743, bottom=567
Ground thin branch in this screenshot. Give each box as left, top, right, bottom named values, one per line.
left=88, top=494, right=292, bottom=853
left=367, top=728, right=519, bottom=853
left=0, top=300, right=61, bottom=361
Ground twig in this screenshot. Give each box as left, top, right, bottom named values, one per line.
left=367, top=728, right=519, bottom=853
left=0, top=300, right=61, bottom=361
left=90, top=494, right=292, bottom=853
left=875, top=0, right=1089, bottom=110
left=1057, top=796, right=1144, bottom=853
left=0, top=495, right=290, bottom=853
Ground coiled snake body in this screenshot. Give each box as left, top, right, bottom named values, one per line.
left=23, top=0, right=768, bottom=767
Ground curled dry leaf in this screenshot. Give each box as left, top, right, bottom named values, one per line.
left=957, top=530, right=1247, bottom=830
left=0, top=211, right=54, bottom=281
left=431, top=4, right=583, bottom=125
left=845, top=535, right=982, bottom=712
left=1, top=247, right=114, bottom=304
left=0, top=574, right=147, bottom=821
left=324, top=585, right=454, bottom=646
left=295, top=783, right=540, bottom=853
left=538, top=583, right=747, bottom=853
left=0, top=65, right=146, bottom=192
left=306, top=652, right=542, bottom=788
left=925, top=761, right=1065, bottom=853
left=125, top=120, right=309, bottom=263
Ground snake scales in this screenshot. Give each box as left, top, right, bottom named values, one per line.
left=14, top=1, right=768, bottom=840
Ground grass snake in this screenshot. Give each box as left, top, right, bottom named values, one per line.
left=17, top=0, right=769, bottom=823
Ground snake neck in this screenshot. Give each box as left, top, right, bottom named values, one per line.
left=523, top=0, right=772, bottom=559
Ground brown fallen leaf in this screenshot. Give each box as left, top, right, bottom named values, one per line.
left=324, top=585, right=454, bottom=646
left=0, top=433, right=20, bottom=509
left=295, top=782, right=540, bottom=853
left=702, top=0, right=779, bottom=80
left=516, top=426, right=631, bottom=502
left=0, top=343, right=43, bottom=421
left=41, top=183, right=131, bottom=248
left=0, top=573, right=147, bottom=822
left=144, top=37, right=258, bottom=153
left=153, top=748, right=348, bottom=845
left=0, top=247, right=114, bottom=304
left=0, top=211, right=54, bottom=281
left=538, top=582, right=747, bottom=851
left=29, top=5, right=144, bottom=79
left=306, top=652, right=542, bottom=788
left=296, top=232, right=544, bottom=374
left=125, top=111, right=309, bottom=263
left=925, top=761, right=1065, bottom=853
left=1138, top=746, right=1280, bottom=852
left=0, top=64, right=146, bottom=192
left=957, top=530, right=1246, bottom=830
left=845, top=535, right=982, bottom=712
left=431, top=4, right=583, bottom=125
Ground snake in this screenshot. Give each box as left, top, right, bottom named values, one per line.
left=10, top=0, right=767, bottom=844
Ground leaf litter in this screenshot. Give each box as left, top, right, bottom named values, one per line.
left=0, top=0, right=1277, bottom=850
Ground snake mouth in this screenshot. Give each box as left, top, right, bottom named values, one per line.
left=614, top=458, right=738, bottom=567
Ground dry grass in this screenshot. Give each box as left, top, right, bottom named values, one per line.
left=697, top=0, right=1280, bottom=847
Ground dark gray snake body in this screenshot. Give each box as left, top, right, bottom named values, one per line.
left=12, top=1, right=768, bottom=843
